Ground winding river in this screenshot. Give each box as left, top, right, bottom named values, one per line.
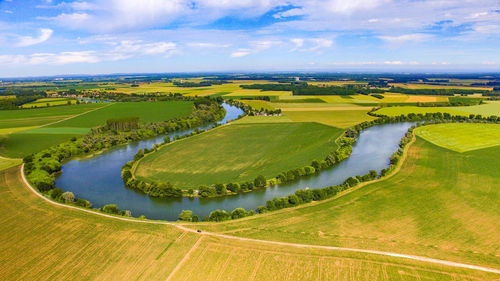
left=55, top=103, right=414, bottom=220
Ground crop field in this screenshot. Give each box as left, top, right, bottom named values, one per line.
left=135, top=123, right=342, bottom=187
left=223, top=89, right=292, bottom=97
left=0, top=167, right=496, bottom=281
left=231, top=115, right=293, bottom=124
left=415, top=123, right=500, bottom=152
left=0, top=101, right=193, bottom=157
left=390, top=83, right=492, bottom=91
left=374, top=101, right=500, bottom=117
left=49, top=101, right=193, bottom=129
left=283, top=109, right=376, bottom=128
left=21, top=98, right=77, bottom=108
left=238, top=99, right=275, bottom=111
left=192, top=135, right=500, bottom=268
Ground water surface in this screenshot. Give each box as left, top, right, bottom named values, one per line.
left=55, top=104, right=413, bottom=220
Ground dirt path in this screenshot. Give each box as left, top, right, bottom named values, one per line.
left=18, top=164, right=500, bottom=275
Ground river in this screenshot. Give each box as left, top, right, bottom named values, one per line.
left=55, top=103, right=414, bottom=220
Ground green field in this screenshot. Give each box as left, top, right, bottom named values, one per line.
left=415, top=123, right=500, bottom=152
left=135, top=123, right=343, bottom=187
left=375, top=101, right=500, bottom=117
left=283, top=109, right=377, bottom=128
left=0, top=101, right=194, bottom=157
left=49, top=101, right=193, bottom=129
left=21, top=98, right=77, bottom=108
left=0, top=103, right=106, bottom=129
left=0, top=167, right=494, bottom=280
left=191, top=135, right=500, bottom=268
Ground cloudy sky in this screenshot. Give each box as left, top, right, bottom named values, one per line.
left=0, top=0, right=499, bottom=77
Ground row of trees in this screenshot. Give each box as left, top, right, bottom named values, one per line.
left=181, top=110, right=500, bottom=223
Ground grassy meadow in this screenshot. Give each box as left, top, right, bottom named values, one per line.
left=415, top=123, right=500, bottom=152
left=374, top=101, right=500, bottom=117
left=135, top=122, right=343, bottom=187
left=190, top=135, right=500, bottom=268
left=21, top=98, right=77, bottom=108
left=283, top=108, right=376, bottom=128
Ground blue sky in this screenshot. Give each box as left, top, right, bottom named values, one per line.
left=0, top=0, right=499, bottom=77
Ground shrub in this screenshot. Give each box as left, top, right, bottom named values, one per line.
left=75, top=198, right=92, bottom=208
left=61, top=191, right=75, bottom=203
left=100, top=204, right=120, bottom=214
left=178, top=210, right=193, bottom=221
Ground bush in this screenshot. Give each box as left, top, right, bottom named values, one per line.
left=254, top=175, right=266, bottom=187
left=61, top=191, right=75, bottom=203
left=75, top=198, right=92, bottom=208
left=49, top=187, right=63, bottom=199
left=100, top=204, right=120, bottom=214
left=230, top=208, right=248, bottom=219
left=178, top=210, right=193, bottom=221
left=209, top=209, right=231, bottom=222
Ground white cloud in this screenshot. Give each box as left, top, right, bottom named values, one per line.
left=289, top=37, right=333, bottom=52
left=0, top=40, right=177, bottom=65
left=273, top=8, right=304, bottom=19
left=379, top=33, right=432, bottom=43
left=384, top=60, right=403, bottom=65
left=187, top=42, right=230, bottom=48
left=16, top=28, right=53, bottom=47
left=230, top=49, right=251, bottom=58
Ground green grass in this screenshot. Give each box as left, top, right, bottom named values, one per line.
left=135, top=123, right=343, bottom=187
left=49, top=101, right=193, bottom=129
left=192, top=137, right=500, bottom=268
left=415, top=123, right=500, bottom=152
left=0, top=133, right=79, bottom=158
left=375, top=101, right=500, bottom=117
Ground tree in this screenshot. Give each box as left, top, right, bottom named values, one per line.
left=214, top=183, right=227, bottom=195
left=178, top=210, right=193, bottom=221
left=101, top=204, right=120, bottom=214
left=230, top=208, right=247, bottom=219
left=209, top=210, right=231, bottom=222
left=61, top=192, right=75, bottom=203
left=75, top=198, right=92, bottom=208
left=254, top=175, right=266, bottom=187
left=49, top=187, right=63, bottom=199
left=192, top=215, right=199, bottom=222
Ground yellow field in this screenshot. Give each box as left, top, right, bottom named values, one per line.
left=283, top=109, right=376, bottom=128
left=223, top=89, right=292, bottom=97
left=21, top=98, right=77, bottom=108
left=390, top=83, right=492, bottom=91
left=0, top=167, right=496, bottom=280
left=230, top=115, right=293, bottom=124
left=237, top=99, right=275, bottom=111
left=405, top=95, right=449, bottom=102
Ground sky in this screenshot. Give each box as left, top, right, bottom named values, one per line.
left=0, top=0, right=499, bottom=77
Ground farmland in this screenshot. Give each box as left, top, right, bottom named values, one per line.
left=374, top=101, right=500, bottom=117
left=0, top=167, right=497, bottom=280
left=135, top=122, right=342, bottom=187
left=189, top=133, right=500, bottom=268
left=0, top=75, right=499, bottom=280
left=0, top=101, right=193, bottom=157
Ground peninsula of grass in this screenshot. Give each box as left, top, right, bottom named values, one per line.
left=415, top=123, right=500, bottom=152
left=134, top=122, right=343, bottom=188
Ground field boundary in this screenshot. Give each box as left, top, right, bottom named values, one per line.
left=17, top=164, right=500, bottom=275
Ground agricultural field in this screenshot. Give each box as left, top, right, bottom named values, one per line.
left=191, top=134, right=500, bottom=268
left=135, top=122, right=343, bottom=187
left=374, top=101, right=500, bottom=117
left=0, top=101, right=193, bottom=157
left=415, top=123, right=500, bottom=152
left=282, top=108, right=376, bottom=128
left=20, top=98, right=77, bottom=108
left=0, top=167, right=496, bottom=281
left=48, top=101, right=193, bottom=129
left=390, top=82, right=493, bottom=91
